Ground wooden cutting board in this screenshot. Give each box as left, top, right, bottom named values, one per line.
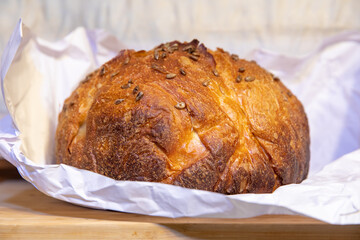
left=0, top=167, right=359, bottom=239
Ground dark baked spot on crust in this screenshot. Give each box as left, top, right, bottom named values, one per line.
left=118, top=138, right=168, bottom=182
left=149, top=118, right=173, bottom=154
left=173, top=155, right=217, bottom=191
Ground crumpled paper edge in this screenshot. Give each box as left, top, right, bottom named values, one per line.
left=0, top=19, right=359, bottom=225
left=1, top=113, right=359, bottom=224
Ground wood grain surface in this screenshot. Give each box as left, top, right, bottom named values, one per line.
left=0, top=164, right=359, bottom=239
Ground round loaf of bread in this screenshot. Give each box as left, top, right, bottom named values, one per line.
left=56, top=40, right=310, bottom=194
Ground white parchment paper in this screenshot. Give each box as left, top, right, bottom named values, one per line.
left=1, top=19, right=360, bottom=224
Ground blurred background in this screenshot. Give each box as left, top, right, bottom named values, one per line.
left=0, top=0, right=359, bottom=172
left=0, top=0, right=359, bottom=114
left=1, top=0, right=359, bottom=55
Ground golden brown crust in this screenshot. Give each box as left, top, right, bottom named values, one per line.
left=55, top=40, right=310, bottom=194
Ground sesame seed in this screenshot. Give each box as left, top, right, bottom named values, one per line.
left=124, top=57, right=130, bottom=65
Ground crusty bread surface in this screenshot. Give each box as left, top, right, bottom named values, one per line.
left=56, top=40, right=310, bottom=194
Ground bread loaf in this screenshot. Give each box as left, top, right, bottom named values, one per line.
left=56, top=40, right=310, bottom=194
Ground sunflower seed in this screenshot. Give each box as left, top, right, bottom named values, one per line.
left=151, top=64, right=166, bottom=73
left=175, top=102, right=186, bottom=109
left=183, top=45, right=195, bottom=53
left=236, top=75, right=242, bottom=83
left=231, top=54, right=239, bottom=61
left=189, top=55, right=199, bottom=61
left=81, top=75, right=91, bottom=84
left=166, top=73, right=177, bottom=79
left=124, top=56, right=130, bottom=65
left=219, top=86, right=225, bottom=94
left=192, top=51, right=200, bottom=57
left=170, top=43, right=179, bottom=51
left=100, top=67, right=106, bottom=76
left=202, top=79, right=211, bottom=87
left=167, top=43, right=178, bottom=53
left=133, top=85, right=139, bottom=94
left=245, top=76, right=255, bottom=82
left=213, top=69, right=219, bottom=77
left=238, top=67, right=245, bottom=73
left=114, top=99, right=125, bottom=105
left=111, top=72, right=120, bottom=78
left=164, top=43, right=170, bottom=50
left=121, top=83, right=131, bottom=89
left=154, top=49, right=160, bottom=60
left=180, top=68, right=186, bottom=76
left=136, top=91, right=144, bottom=101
